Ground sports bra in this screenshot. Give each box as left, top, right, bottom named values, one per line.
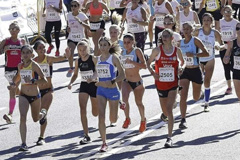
left=89, top=2, right=103, bottom=16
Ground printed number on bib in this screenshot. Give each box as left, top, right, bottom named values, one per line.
left=184, top=56, right=194, bottom=66
left=121, top=55, right=135, bottom=68
left=155, top=15, right=164, bottom=27
left=159, top=67, right=174, bottom=82
left=115, top=0, right=122, bottom=7
left=81, top=70, right=93, bottom=82
left=5, top=70, right=17, bottom=83
left=20, top=70, right=33, bottom=84
left=39, top=64, right=50, bottom=77
left=47, top=10, right=58, bottom=20
left=222, top=30, right=233, bottom=41
left=234, top=56, right=240, bottom=70
left=90, top=23, right=101, bottom=30
left=97, top=64, right=111, bottom=78
left=195, top=0, right=202, bottom=9
left=207, top=0, right=218, bottom=10
left=128, top=23, right=139, bottom=32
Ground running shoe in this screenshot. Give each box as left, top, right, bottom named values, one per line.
left=122, top=118, right=131, bottom=129
left=119, top=101, right=126, bottom=110
left=55, top=50, right=60, bottom=56
left=179, top=118, right=187, bottom=129
left=99, top=143, right=108, bottom=152
left=80, top=135, right=91, bottom=145
left=39, top=108, right=47, bottom=125
left=225, top=88, right=232, bottom=95
left=139, top=118, right=146, bottom=133
left=110, top=122, right=117, bottom=127
left=164, top=137, right=173, bottom=148
left=204, top=103, right=210, bottom=112
left=160, top=113, right=168, bottom=122
left=3, top=114, right=12, bottom=124
left=36, top=137, right=45, bottom=145
left=19, top=143, right=28, bottom=151
left=66, top=69, right=73, bottom=77
left=47, top=45, right=54, bottom=54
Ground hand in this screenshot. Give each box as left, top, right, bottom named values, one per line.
left=4, top=45, right=9, bottom=52
left=215, top=44, right=221, bottom=50
left=67, top=26, right=71, bottom=33
left=23, top=76, right=32, bottom=84
left=152, top=72, right=160, bottom=80
left=65, top=47, right=71, bottom=56
left=125, top=58, right=132, bottom=64
left=42, top=13, right=46, bottom=17
left=87, top=78, right=93, bottom=84
left=49, top=4, right=54, bottom=8
left=223, top=56, right=230, bottom=64
left=178, top=67, right=184, bottom=76
left=74, top=16, right=80, bottom=22
left=7, top=83, right=16, bottom=90
left=186, top=52, right=194, bottom=57
left=132, top=18, right=138, bottom=23
left=150, top=16, right=155, bottom=21
left=68, top=84, right=72, bottom=90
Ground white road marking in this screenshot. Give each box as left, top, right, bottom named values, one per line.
left=80, top=79, right=226, bottom=158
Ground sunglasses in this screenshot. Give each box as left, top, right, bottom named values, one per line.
left=224, top=10, right=232, bottom=14
left=236, top=27, right=240, bottom=31
left=71, top=4, right=78, bottom=8
left=9, top=28, right=19, bottom=31
left=164, top=22, right=173, bottom=25
left=180, top=2, right=189, bottom=7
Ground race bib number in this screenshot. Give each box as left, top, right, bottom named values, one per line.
left=90, top=22, right=101, bottom=30
left=47, top=10, right=58, bottom=20
left=10, top=50, right=18, bottom=55
left=121, top=55, right=135, bottom=69
left=222, top=30, right=233, bottom=41
left=128, top=23, right=139, bottom=32
left=234, top=56, right=240, bottom=70
left=39, top=64, right=50, bottom=77
left=207, top=0, right=218, bottom=10
left=97, top=64, right=111, bottom=78
left=20, top=70, right=33, bottom=84
left=80, top=70, right=93, bottom=82
left=195, top=0, right=202, bottom=9
left=203, top=41, right=213, bottom=56
left=115, top=0, right=122, bottom=7
left=159, top=67, right=174, bottom=82
left=155, top=15, right=164, bottom=27
left=184, top=56, right=194, bottom=66
left=71, top=32, right=83, bottom=42
left=5, top=70, right=17, bottom=83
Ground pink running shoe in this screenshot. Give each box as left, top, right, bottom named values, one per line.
left=47, top=45, right=54, bottom=54
left=99, top=143, right=108, bottom=152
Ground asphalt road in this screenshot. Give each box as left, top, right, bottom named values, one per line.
left=0, top=22, right=240, bottom=160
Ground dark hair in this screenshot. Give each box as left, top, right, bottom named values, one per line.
left=77, top=40, right=91, bottom=54
left=21, top=45, right=33, bottom=53
left=99, top=37, right=121, bottom=55
left=123, top=33, right=135, bottom=42
left=164, top=14, right=176, bottom=31
left=71, top=0, right=80, bottom=6
left=33, top=40, right=45, bottom=50
left=202, top=13, right=214, bottom=22
left=139, top=0, right=144, bottom=5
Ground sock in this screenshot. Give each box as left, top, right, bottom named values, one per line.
left=9, top=98, right=16, bottom=115
left=205, top=88, right=211, bottom=103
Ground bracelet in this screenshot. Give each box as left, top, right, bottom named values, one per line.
left=111, top=79, right=116, bottom=84
left=31, top=79, right=36, bottom=84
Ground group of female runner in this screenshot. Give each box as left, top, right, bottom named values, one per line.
left=1, top=0, right=240, bottom=152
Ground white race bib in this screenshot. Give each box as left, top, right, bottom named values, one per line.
left=155, top=15, right=164, bottom=27
left=115, top=0, right=122, bottom=8
left=121, top=55, right=135, bottom=69
left=39, top=64, right=50, bottom=77
left=207, top=0, right=218, bottom=10
left=234, top=56, right=240, bottom=70
left=5, top=70, right=17, bottom=83
left=159, top=67, right=175, bottom=82
left=20, top=70, right=33, bottom=84
left=97, top=64, right=111, bottom=78
left=47, top=10, right=58, bottom=20
left=128, top=23, right=139, bottom=32
left=80, top=70, right=93, bottom=82
left=90, top=22, right=101, bottom=30
left=195, top=0, right=202, bottom=9
left=184, top=56, right=194, bottom=66
left=222, top=29, right=234, bottom=41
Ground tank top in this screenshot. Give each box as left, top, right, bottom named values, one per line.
left=78, top=55, right=95, bottom=82
left=193, top=0, right=205, bottom=10
left=206, top=0, right=220, bottom=12
left=121, top=48, right=138, bottom=69
left=45, top=0, right=61, bottom=22
left=232, top=0, right=240, bottom=4
left=232, top=39, right=240, bottom=70
left=155, top=45, right=178, bottom=90
left=179, top=10, right=195, bottom=32
left=154, top=0, right=169, bottom=28
left=198, top=29, right=215, bottom=62
left=67, top=12, right=88, bottom=42
left=89, top=2, right=103, bottom=16
left=180, top=37, right=199, bottom=66
left=126, top=6, right=146, bottom=33
left=110, top=0, right=123, bottom=9
left=4, top=38, right=22, bottom=68
left=96, top=55, right=116, bottom=81
left=38, top=56, right=53, bottom=78
left=20, top=62, right=37, bottom=85
left=220, top=18, right=239, bottom=42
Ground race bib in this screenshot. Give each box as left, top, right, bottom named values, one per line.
left=207, top=0, right=218, bottom=10
left=234, top=56, right=240, bottom=70
left=47, top=10, right=58, bottom=20
left=121, top=55, right=135, bottom=69
left=97, top=64, right=111, bottom=78
left=184, top=56, right=194, bottom=66
left=20, top=70, right=33, bottom=84
left=115, top=0, right=122, bottom=8
left=39, top=64, right=50, bottom=77
left=71, top=32, right=83, bottom=42
left=90, top=22, right=101, bottom=30
left=80, top=70, right=93, bottom=82
left=10, top=50, right=19, bottom=55
left=195, top=0, right=202, bottom=9
left=155, top=15, right=164, bottom=27
left=128, top=23, right=139, bottom=32
left=203, top=41, right=213, bottom=56
left=222, top=30, right=234, bottom=41
left=5, top=70, right=17, bottom=83
left=159, top=67, right=175, bottom=82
